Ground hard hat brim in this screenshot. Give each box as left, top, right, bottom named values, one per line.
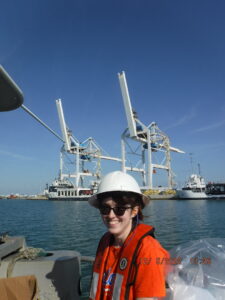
left=88, top=192, right=150, bottom=208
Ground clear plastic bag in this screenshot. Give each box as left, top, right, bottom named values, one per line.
left=167, top=238, right=225, bottom=300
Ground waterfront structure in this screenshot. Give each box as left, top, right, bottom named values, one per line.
left=45, top=99, right=121, bottom=200
left=206, top=182, right=225, bottom=199
left=118, top=71, right=184, bottom=193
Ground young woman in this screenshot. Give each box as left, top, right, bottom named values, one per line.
left=89, top=171, right=170, bottom=300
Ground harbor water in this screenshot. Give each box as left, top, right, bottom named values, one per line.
left=1, top=198, right=225, bottom=299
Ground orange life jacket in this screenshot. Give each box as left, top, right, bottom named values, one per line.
left=89, top=224, right=155, bottom=300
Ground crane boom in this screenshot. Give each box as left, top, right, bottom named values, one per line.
left=56, top=99, right=71, bottom=151
left=169, top=146, right=185, bottom=154
left=118, top=71, right=137, bottom=137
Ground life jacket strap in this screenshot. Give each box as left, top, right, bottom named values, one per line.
left=125, top=228, right=155, bottom=299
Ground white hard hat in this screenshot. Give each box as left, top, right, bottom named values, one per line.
left=88, top=171, right=149, bottom=208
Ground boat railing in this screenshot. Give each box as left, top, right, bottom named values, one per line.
left=81, top=255, right=95, bottom=263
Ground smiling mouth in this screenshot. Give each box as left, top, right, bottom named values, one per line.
left=107, top=221, right=119, bottom=226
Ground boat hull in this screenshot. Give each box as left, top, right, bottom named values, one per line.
left=176, top=189, right=208, bottom=199
left=207, top=194, right=225, bottom=200
left=0, top=236, right=81, bottom=299
left=48, top=196, right=89, bottom=201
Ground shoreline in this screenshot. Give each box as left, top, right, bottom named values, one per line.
left=0, top=196, right=48, bottom=200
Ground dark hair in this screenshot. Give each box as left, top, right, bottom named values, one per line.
left=97, top=191, right=144, bottom=221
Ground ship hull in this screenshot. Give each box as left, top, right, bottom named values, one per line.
left=48, top=196, right=89, bottom=201
left=176, top=189, right=208, bottom=199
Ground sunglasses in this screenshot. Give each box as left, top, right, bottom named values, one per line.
left=99, top=206, right=132, bottom=216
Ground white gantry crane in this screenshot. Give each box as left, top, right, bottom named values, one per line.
left=55, top=99, right=121, bottom=197
left=0, top=66, right=121, bottom=199
left=118, top=71, right=184, bottom=191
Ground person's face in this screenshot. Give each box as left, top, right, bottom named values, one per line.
left=99, top=197, right=138, bottom=242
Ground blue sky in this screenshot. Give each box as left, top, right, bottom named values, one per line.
left=1, top=0, right=225, bottom=194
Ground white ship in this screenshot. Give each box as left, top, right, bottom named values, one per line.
left=176, top=174, right=208, bottom=199
left=45, top=177, right=97, bottom=200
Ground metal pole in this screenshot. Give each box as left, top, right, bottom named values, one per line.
left=21, top=104, right=63, bottom=142
left=76, top=144, right=80, bottom=188
left=121, top=136, right=126, bottom=173
left=147, top=130, right=152, bottom=189
left=59, top=150, right=63, bottom=180
left=189, top=153, right=194, bottom=173
left=142, top=148, right=146, bottom=186
left=198, top=163, right=201, bottom=176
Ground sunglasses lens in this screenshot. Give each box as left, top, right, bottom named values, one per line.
left=99, top=206, right=131, bottom=216
left=114, top=207, right=126, bottom=216
left=99, top=207, right=110, bottom=215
